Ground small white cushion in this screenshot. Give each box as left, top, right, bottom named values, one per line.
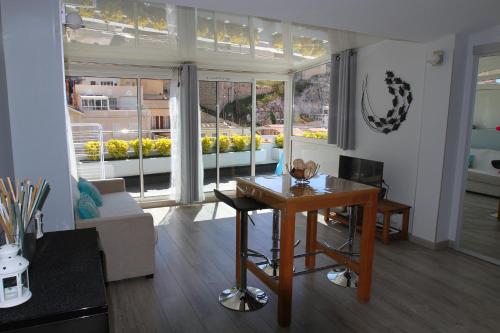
left=98, top=192, right=143, bottom=218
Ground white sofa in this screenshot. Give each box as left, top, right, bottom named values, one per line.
left=467, top=148, right=500, bottom=197
left=73, top=178, right=155, bottom=282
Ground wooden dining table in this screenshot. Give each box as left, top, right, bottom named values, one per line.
left=235, top=173, right=380, bottom=327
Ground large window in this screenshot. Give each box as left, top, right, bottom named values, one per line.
left=292, top=63, right=331, bottom=139
left=66, top=75, right=173, bottom=199
left=199, top=78, right=285, bottom=192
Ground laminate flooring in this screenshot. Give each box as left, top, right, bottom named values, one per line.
left=105, top=203, right=500, bottom=332
left=459, top=192, right=500, bottom=261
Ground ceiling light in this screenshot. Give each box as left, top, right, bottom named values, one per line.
left=242, top=24, right=247, bottom=27
left=224, top=20, right=230, bottom=24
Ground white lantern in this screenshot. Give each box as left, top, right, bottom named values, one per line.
left=0, top=244, right=31, bottom=308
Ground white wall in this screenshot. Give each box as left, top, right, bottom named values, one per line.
left=0, top=5, right=13, bottom=179
left=292, top=39, right=426, bottom=230
left=1, top=0, right=75, bottom=231
left=412, top=35, right=455, bottom=243
left=292, top=37, right=456, bottom=245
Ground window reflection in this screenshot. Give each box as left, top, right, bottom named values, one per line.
left=253, top=17, right=284, bottom=59
left=215, top=13, right=250, bottom=54
left=292, top=24, right=330, bottom=60
left=64, top=0, right=177, bottom=48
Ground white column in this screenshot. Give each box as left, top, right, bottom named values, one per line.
left=1, top=0, right=75, bottom=231
left=0, top=5, right=13, bottom=179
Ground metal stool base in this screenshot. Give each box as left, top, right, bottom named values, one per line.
left=327, top=267, right=359, bottom=288
left=219, top=286, right=268, bottom=311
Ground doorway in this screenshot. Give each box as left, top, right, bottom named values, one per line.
left=199, top=80, right=254, bottom=192
left=198, top=78, right=286, bottom=193
left=457, top=53, right=500, bottom=264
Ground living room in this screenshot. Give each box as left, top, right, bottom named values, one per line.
left=0, top=0, right=499, bottom=332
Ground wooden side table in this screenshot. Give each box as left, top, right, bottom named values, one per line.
left=377, top=199, right=410, bottom=244
left=324, top=199, right=411, bottom=245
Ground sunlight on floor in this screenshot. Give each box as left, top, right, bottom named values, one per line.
left=146, top=202, right=328, bottom=226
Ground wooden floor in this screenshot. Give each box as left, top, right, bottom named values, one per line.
left=106, top=203, right=500, bottom=332
left=460, top=192, right=500, bottom=261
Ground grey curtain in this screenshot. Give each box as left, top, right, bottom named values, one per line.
left=173, top=63, right=204, bottom=204
left=328, top=49, right=357, bottom=149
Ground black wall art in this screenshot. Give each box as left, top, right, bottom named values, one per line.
left=361, top=71, right=413, bottom=134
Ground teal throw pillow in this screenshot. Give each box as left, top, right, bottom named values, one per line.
left=468, top=155, right=475, bottom=168
left=78, top=192, right=101, bottom=219
left=78, top=178, right=103, bottom=207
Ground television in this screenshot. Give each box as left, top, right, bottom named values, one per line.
left=338, top=155, right=384, bottom=188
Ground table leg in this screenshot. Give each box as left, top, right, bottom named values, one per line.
left=382, top=213, right=390, bottom=245
left=235, top=210, right=241, bottom=287
left=402, top=209, right=409, bottom=240
left=278, top=208, right=295, bottom=327
left=235, top=188, right=243, bottom=286
left=306, top=210, right=318, bottom=268
left=357, top=193, right=378, bottom=303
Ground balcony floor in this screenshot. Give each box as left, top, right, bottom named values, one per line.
left=124, top=164, right=277, bottom=198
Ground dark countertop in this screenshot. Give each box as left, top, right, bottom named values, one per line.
left=0, top=229, right=107, bottom=331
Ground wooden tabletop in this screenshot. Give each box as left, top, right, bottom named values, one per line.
left=237, top=173, right=378, bottom=204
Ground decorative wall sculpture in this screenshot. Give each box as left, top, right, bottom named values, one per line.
left=361, top=71, right=413, bottom=134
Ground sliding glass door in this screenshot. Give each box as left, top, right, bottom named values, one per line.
left=66, top=74, right=175, bottom=200
left=199, top=77, right=286, bottom=193
left=200, top=80, right=253, bottom=192
left=140, top=78, right=172, bottom=198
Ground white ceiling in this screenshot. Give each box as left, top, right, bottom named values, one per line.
left=167, top=0, right=500, bottom=42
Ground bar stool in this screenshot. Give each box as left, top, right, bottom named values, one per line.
left=325, top=206, right=360, bottom=288
left=214, top=190, right=269, bottom=312
left=257, top=210, right=300, bottom=277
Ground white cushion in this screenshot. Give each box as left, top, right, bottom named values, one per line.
left=98, top=192, right=143, bottom=218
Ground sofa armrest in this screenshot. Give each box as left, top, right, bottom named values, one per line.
left=75, top=212, right=151, bottom=228
left=75, top=213, right=155, bottom=282
left=89, top=178, right=126, bottom=194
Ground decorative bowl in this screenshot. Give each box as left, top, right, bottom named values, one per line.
left=286, top=159, right=320, bottom=184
